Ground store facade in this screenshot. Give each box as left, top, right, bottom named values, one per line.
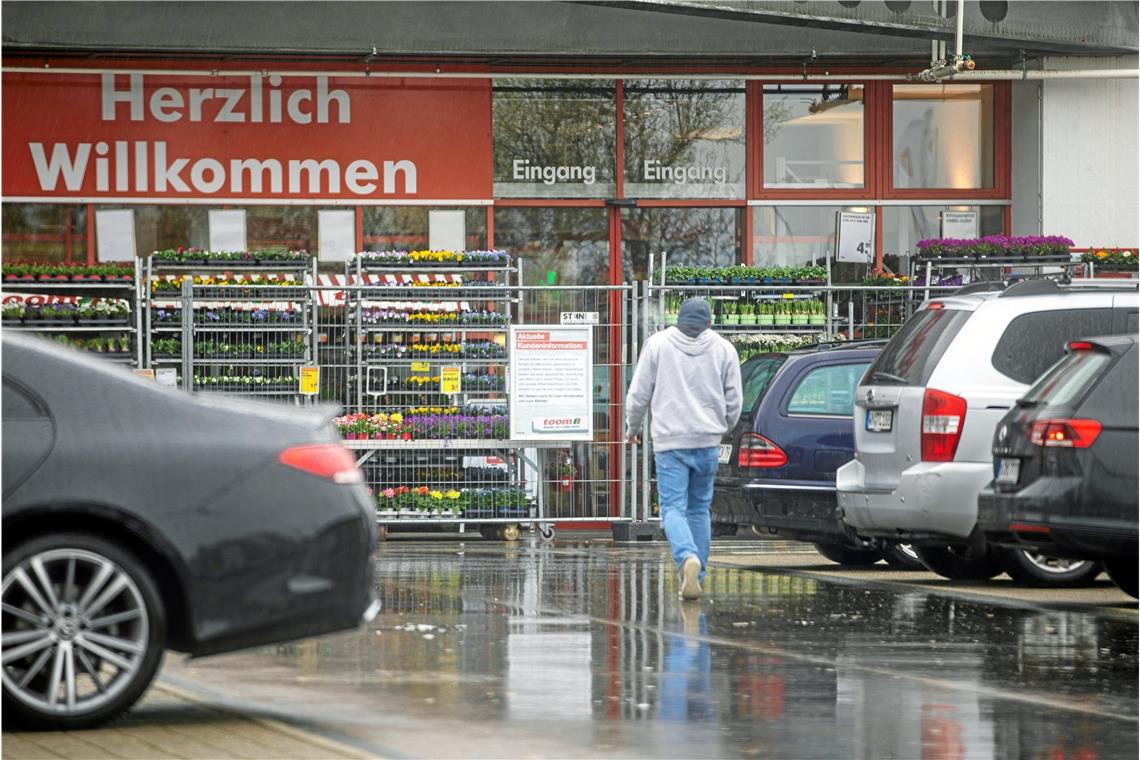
left=2, top=65, right=1016, bottom=286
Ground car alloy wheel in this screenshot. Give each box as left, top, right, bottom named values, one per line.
left=1001, top=549, right=1102, bottom=587
left=882, top=542, right=925, bottom=570
left=2, top=534, right=165, bottom=729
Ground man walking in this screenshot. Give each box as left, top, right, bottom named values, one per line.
left=625, top=298, right=742, bottom=600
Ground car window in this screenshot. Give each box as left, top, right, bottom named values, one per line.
left=787, top=362, right=871, bottom=416
left=1020, top=351, right=1112, bottom=409
left=991, top=308, right=1114, bottom=384
left=2, top=379, right=46, bottom=419
left=1125, top=310, right=1138, bottom=332
left=742, top=355, right=788, bottom=412
left=863, top=308, right=970, bottom=386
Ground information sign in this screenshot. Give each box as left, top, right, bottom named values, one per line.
left=835, top=211, right=874, bottom=263
left=299, top=365, right=320, bottom=395
left=440, top=366, right=461, bottom=395
left=509, top=325, right=593, bottom=441
left=940, top=211, right=978, bottom=240
left=560, top=312, right=600, bottom=325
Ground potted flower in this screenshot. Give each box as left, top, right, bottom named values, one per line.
left=809, top=300, right=827, bottom=326
left=737, top=301, right=756, bottom=326
left=2, top=304, right=25, bottom=324
left=722, top=300, right=739, bottom=326
left=757, top=302, right=774, bottom=327
left=773, top=300, right=791, bottom=326
left=557, top=460, right=576, bottom=493
left=791, top=300, right=810, bottom=326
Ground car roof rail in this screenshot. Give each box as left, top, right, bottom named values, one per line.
left=952, top=282, right=1007, bottom=296
left=999, top=277, right=1139, bottom=297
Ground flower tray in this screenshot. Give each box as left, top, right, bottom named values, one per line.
left=462, top=507, right=495, bottom=520
left=20, top=319, right=78, bottom=327
left=914, top=253, right=1073, bottom=266
left=194, top=286, right=309, bottom=299
left=78, top=318, right=131, bottom=326
left=496, top=506, right=530, bottom=518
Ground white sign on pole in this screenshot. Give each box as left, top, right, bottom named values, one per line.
left=94, top=209, right=136, bottom=261
left=835, top=211, right=874, bottom=264
left=318, top=210, right=356, bottom=261
left=208, top=209, right=247, bottom=252
left=429, top=210, right=466, bottom=252
left=940, top=211, right=978, bottom=239
left=560, top=311, right=600, bottom=325
left=509, top=325, right=594, bottom=441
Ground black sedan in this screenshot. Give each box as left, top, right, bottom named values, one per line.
left=2, top=334, right=378, bottom=728
left=977, top=335, right=1138, bottom=597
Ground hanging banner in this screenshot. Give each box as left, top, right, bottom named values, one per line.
left=835, top=211, right=874, bottom=264
left=509, top=326, right=593, bottom=441
left=2, top=72, right=492, bottom=201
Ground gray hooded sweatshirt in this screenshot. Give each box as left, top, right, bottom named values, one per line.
left=625, top=327, right=743, bottom=451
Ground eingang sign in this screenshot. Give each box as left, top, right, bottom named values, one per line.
left=2, top=72, right=492, bottom=202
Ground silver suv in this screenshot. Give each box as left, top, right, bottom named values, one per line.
left=837, top=279, right=1138, bottom=582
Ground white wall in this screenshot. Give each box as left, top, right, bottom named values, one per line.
left=1041, top=55, right=1139, bottom=247
left=1010, top=80, right=1042, bottom=237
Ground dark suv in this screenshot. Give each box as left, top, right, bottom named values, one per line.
left=977, top=335, right=1138, bottom=597
left=712, top=342, right=918, bottom=567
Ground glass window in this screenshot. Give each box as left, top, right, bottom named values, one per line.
left=742, top=355, right=789, bottom=411
left=992, top=309, right=1115, bottom=384
left=245, top=206, right=318, bottom=252
left=866, top=307, right=971, bottom=386
left=882, top=205, right=1004, bottom=277
left=623, top=80, right=745, bottom=199
left=763, top=84, right=865, bottom=189
left=362, top=207, right=487, bottom=251
left=493, top=80, right=616, bottom=198
left=787, top=362, right=871, bottom=416
left=492, top=207, right=609, bottom=287
left=893, top=84, right=995, bottom=189
left=751, top=205, right=869, bottom=283
left=93, top=205, right=209, bottom=258
left=1021, top=351, right=1111, bottom=410
left=1, top=204, right=88, bottom=263
left=622, top=207, right=742, bottom=282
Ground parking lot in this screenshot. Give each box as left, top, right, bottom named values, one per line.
left=5, top=535, right=1136, bottom=760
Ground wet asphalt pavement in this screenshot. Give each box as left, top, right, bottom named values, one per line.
left=123, top=538, right=1140, bottom=758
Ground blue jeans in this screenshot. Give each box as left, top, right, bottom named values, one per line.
left=655, top=447, right=718, bottom=579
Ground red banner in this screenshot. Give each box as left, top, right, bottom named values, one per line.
left=2, top=73, right=492, bottom=201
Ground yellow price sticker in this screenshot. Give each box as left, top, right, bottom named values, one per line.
left=782, top=292, right=795, bottom=299
left=440, top=366, right=461, bottom=395
left=299, top=365, right=320, bottom=395
left=411, top=361, right=431, bottom=373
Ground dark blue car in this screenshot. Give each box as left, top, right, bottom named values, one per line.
left=712, top=341, right=920, bottom=567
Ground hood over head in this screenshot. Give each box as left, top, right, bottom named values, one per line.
left=677, top=298, right=711, bottom=338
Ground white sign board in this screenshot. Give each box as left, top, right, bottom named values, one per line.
left=509, top=325, right=594, bottom=441
left=940, top=211, right=978, bottom=240
left=208, top=209, right=247, bottom=252
left=155, top=369, right=178, bottom=388
left=318, top=210, right=356, bottom=262
left=429, top=210, right=466, bottom=252
left=95, top=209, right=136, bottom=261
left=835, top=211, right=874, bottom=264
left=560, top=311, right=600, bottom=325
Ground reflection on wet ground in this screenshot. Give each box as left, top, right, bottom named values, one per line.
left=163, top=540, right=1139, bottom=759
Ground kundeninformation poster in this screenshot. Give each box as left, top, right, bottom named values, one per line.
left=509, top=326, right=593, bottom=441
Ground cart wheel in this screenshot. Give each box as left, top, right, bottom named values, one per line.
left=539, top=525, right=555, bottom=542
left=502, top=524, right=521, bottom=542
left=377, top=525, right=388, bottom=542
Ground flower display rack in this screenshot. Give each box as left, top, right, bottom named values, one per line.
left=1, top=258, right=143, bottom=367
left=145, top=251, right=317, bottom=400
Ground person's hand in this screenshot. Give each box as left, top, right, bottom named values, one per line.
left=625, top=433, right=642, bottom=445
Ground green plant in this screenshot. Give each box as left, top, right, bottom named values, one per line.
left=738, top=301, right=754, bottom=316
left=721, top=300, right=737, bottom=316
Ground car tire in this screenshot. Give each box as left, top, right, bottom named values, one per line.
left=1103, top=560, right=1139, bottom=598
left=1000, top=549, right=1102, bottom=587
left=813, top=542, right=881, bottom=566
left=913, top=544, right=1005, bottom=581
left=881, top=543, right=925, bottom=570
left=712, top=522, right=739, bottom=537
left=2, top=532, right=166, bottom=730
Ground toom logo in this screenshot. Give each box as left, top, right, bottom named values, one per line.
left=532, top=417, right=587, bottom=433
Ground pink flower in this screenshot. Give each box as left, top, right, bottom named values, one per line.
left=382, top=488, right=396, bottom=498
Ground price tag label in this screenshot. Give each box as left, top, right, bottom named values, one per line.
left=440, top=366, right=461, bottom=395
left=782, top=292, right=795, bottom=300
left=299, top=365, right=320, bottom=395
left=835, top=211, right=874, bottom=264
left=411, top=361, right=431, bottom=373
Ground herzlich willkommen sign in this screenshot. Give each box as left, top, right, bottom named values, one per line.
left=509, top=326, right=593, bottom=441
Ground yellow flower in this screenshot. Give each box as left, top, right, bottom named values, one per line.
left=429, top=490, right=444, bottom=499
left=389, top=412, right=403, bottom=423
left=445, top=490, right=461, bottom=499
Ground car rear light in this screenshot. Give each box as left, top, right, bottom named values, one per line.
left=1068, top=341, right=1094, bottom=352
left=1026, top=419, right=1102, bottom=448
left=927, top=301, right=945, bottom=310
left=1010, top=522, right=1051, bottom=534
left=279, top=444, right=364, bottom=484
left=738, top=433, right=787, bottom=468
left=921, top=388, right=967, bottom=462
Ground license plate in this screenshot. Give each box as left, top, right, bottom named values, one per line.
left=866, top=409, right=893, bottom=432
left=995, top=457, right=1020, bottom=485
left=718, top=444, right=733, bottom=464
